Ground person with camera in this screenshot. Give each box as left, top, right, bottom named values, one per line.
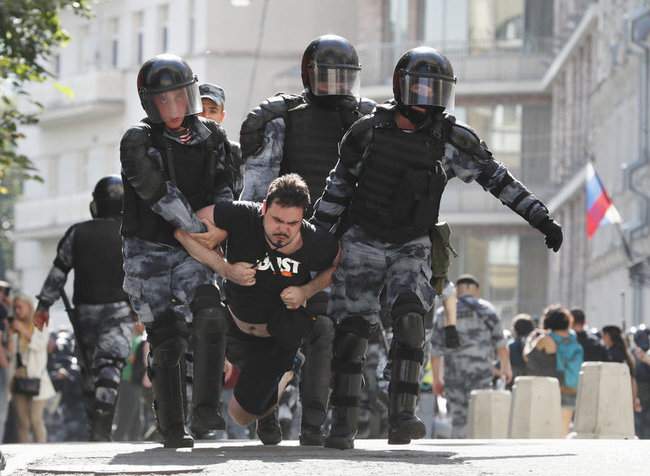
left=8, top=294, right=55, bottom=442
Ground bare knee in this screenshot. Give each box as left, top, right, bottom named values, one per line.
left=228, top=396, right=257, bottom=427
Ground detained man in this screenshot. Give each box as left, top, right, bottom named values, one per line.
left=174, top=174, right=340, bottom=439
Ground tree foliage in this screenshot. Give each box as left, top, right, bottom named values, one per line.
left=0, top=0, right=91, bottom=185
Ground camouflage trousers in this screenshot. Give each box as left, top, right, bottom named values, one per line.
left=122, top=237, right=214, bottom=325
left=328, top=225, right=435, bottom=325
left=445, top=372, right=493, bottom=438
left=75, top=302, right=133, bottom=414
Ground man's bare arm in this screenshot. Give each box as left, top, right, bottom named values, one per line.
left=302, top=246, right=341, bottom=299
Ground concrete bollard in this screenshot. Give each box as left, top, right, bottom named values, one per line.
left=571, top=362, right=636, bottom=439
left=467, top=389, right=511, bottom=438
left=509, top=376, right=562, bottom=438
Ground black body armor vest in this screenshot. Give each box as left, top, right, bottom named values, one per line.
left=72, top=219, right=128, bottom=305
left=349, top=110, right=448, bottom=243
left=283, top=101, right=363, bottom=212
left=122, top=123, right=221, bottom=246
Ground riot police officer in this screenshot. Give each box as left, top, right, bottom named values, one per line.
left=238, top=34, right=375, bottom=446
left=312, top=46, right=563, bottom=449
left=34, top=176, right=133, bottom=441
left=119, top=54, right=233, bottom=448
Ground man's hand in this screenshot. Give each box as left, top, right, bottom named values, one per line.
left=190, top=218, right=222, bottom=250
left=33, top=309, right=49, bottom=331
left=280, top=286, right=307, bottom=310
left=538, top=217, right=563, bottom=252
left=226, top=262, right=257, bottom=286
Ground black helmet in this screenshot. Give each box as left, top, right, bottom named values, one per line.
left=136, top=54, right=202, bottom=124
left=301, top=35, right=361, bottom=97
left=393, top=47, right=456, bottom=110
left=90, top=175, right=123, bottom=219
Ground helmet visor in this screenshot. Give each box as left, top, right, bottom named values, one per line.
left=142, top=81, right=202, bottom=124
left=308, top=65, right=360, bottom=97
left=400, top=73, right=455, bottom=110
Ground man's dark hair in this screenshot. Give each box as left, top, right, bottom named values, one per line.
left=512, top=314, right=535, bottom=339
left=570, top=308, right=585, bottom=326
left=265, top=173, right=311, bottom=211
left=542, top=305, right=571, bottom=331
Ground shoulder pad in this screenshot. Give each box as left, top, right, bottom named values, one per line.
left=120, top=123, right=151, bottom=149
left=447, top=118, right=493, bottom=160
left=200, top=116, right=228, bottom=144
left=372, top=102, right=396, bottom=128
left=240, top=93, right=303, bottom=157
left=339, top=114, right=374, bottom=167
left=358, top=97, right=376, bottom=115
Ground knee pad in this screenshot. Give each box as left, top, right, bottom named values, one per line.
left=147, top=311, right=189, bottom=348
left=393, top=312, right=425, bottom=349
left=190, top=284, right=222, bottom=314
left=94, top=357, right=123, bottom=409
left=391, top=292, right=425, bottom=320
left=337, top=315, right=373, bottom=340
left=152, top=336, right=186, bottom=368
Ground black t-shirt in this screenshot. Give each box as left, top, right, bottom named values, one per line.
left=213, top=201, right=338, bottom=324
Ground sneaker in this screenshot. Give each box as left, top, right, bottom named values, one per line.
left=256, top=410, right=282, bottom=445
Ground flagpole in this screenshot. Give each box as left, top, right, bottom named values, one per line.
left=615, top=222, right=634, bottom=263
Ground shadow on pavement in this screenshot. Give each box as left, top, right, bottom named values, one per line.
left=109, top=444, right=462, bottom=468
left=462, top=453, right=577, bottom=461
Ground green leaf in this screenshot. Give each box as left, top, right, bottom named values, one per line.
left=53, top=82, right=74, bottom=98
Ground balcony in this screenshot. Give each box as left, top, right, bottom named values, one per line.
left=28, top=70, right=126, bottom=125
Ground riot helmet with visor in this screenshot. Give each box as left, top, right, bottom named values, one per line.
left=137, top=54, right=202, bottom=125
left=301, top=35, right=361, bottom=98
left=393, top=47, right=456, bottom=111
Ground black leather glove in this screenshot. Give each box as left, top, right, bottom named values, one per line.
left=444, top=325, right=460, bottom=349
left=537, top=217, right=563, bottom=252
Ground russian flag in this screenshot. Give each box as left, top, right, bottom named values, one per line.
left=586, top=163, right=621, bottom=239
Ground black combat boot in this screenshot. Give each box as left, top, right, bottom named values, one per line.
left=256, top=408, right=282, bottom=445
left=324, top=317, right=370, bottom=450
left=90, top=407, right=115, bottom=442
left=190, top=293, right=228, bottom=436
left=388, top=311, right=426, bottom=445
left=299, top=315, right=334, bottom=446
left=151, top=337, right=194, bottom=448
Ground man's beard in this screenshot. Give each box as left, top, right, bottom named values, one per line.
left=265, top=230, right=296, bottom=250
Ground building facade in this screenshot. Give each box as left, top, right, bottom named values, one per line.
left=14, top=0, right=579, bottom=329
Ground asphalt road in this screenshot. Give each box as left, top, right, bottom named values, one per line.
left=1, top=438, right=648, bottom=475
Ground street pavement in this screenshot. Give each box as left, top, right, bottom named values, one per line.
left=1, top=438, right=649, bottom=476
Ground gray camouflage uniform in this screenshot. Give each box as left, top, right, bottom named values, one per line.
left=37, top=224, right=133, bottom=430
left=121, top=120, right=233, bottom=326
left=430, top=295, right=505, bottom=438
left=313, top=116, right=552, bottom=322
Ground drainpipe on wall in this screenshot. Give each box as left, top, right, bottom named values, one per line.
left=625, top=7, right=650, bottom=326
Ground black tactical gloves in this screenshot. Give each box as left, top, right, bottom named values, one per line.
left=444, top=325, right=460, bottom=348
left=537, top=217, right=563, bottom=252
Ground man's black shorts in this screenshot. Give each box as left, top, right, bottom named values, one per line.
left=226, top=314, right=297, bottom=416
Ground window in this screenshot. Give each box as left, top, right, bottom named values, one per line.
left=469, top=0, right=524, bottom=52
left=159, top=5, right=169, bottom=53
left=109, top=18, right=119, bottom=68
left=78, top=25, right=91, bottom=73
left=188, top=0, right=195, bottom=53
left=134, top=11, right=144, bottom=65
left=460, top=103, right=522, bottom=175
